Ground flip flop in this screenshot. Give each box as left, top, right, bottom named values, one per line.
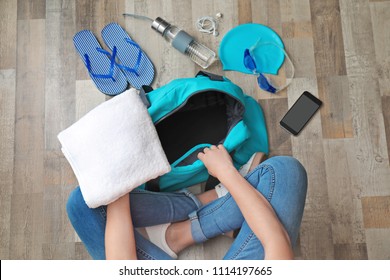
left=101, top=22, right=155, bottom=89
left=73, top=30, right=128, bottom=95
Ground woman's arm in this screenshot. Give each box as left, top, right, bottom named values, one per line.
left=198, top=145, right=293, bottom=260
left=105, top=193, right=137, bottom=260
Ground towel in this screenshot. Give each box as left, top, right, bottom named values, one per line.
left=58, top=89, right=171, bottom=208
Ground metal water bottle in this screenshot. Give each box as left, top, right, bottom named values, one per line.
left=151, top=17, right=216, bottom=69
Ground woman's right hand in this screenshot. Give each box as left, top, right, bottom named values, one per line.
left=197, top=144, right=237, bottom=180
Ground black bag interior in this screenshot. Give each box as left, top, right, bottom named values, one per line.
left=155, top=90, right=244, bottom=166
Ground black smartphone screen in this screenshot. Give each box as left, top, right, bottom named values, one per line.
left=280, top=91, right=322, bottom=135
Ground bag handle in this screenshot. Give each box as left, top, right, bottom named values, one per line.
left=196, top=71, right=224, bottom=81
left=139, top=85, right=153, bottom=108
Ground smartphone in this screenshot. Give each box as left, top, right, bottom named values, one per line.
left=280, top=91, right=322, bottom=135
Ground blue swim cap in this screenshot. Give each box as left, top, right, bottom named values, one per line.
left=219, top=23, right=285, bottom=75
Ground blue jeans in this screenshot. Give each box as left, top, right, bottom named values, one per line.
left=66, top=156, right=307, bottom=260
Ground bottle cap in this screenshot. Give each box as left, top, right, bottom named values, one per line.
left=151, top=17, right=171, bottom=36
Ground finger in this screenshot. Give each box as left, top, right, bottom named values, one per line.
left=210, top=145, right=217, bottom=150
left=218, top=144, right=225, bottom=150
left=203, top=147, right=210, bottom=153
left=197, top=152, right=204, bottom=160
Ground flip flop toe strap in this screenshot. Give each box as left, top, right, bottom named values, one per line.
left=84, top=46, right=118, bottom=82
left=115, top=38, right=143, bottom=77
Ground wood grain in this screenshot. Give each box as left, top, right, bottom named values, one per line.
left=9, top=193, right=44, bottom=259
left=370, top=1, right=390, bottom=96
left=0, top=0, right=17, bottom=69
left=13, top=19, right=46, bottom=195
left=310, top=0, right=347, bottom=77
left=43, top=2, right=80, bottom=260
left=0, top=69, right=16, bottom=259
left=17, top=0, right=46, bottom=20
left=258, top=98, right=292, bottom=157
left=42, top=243, right=75, bottom=260
left=346, top=77, right=390, bottom=197
left=317, top=76, right=353, bottom=138
left=45, top=0, right=76, bottom=151
left=361, top=196, right=390, bottom=228
left=323, top=139, right=366, bottom=245
left=339, top=0, right=377, bottom=77
left=10, top=19, right=46, bottom=259
left=288, top=78, right=334, bottom=259
left=238, top=0, right=252, bottom=24
left=280, top=0, right=312, bottom=23
left=334, top=243, right=368, bottom=260
left=365, top=229, right=390, bottom=259
left=382, top=96, right=390, bottom=165
left=280, top=0, right=316, bottom=79
left=75, top=242, right=92, bottom=260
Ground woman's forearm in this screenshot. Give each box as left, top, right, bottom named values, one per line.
left=219, top=167, right=294, bottom=260
left=105, top=193, right=137, bottom=260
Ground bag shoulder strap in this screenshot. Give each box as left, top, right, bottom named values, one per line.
left=196, top=71, right=224, bottom=81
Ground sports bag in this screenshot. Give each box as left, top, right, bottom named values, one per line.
left=139, top=71, right=269, bottom=192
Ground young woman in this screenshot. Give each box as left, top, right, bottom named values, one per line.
left=67, top=145, right=307, bottom=260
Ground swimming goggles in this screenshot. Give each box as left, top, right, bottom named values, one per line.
left=243, top=39, right=295, bottom=94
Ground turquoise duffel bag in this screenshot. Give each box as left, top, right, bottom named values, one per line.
left=139, top=71, right=269, bottom=192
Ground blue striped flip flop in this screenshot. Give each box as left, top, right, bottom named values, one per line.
left=101, top=22, right=155, bottom=89
left=73, top=30, right=128, bottom=95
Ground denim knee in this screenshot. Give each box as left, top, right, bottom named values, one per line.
left=265, top=155, right=306, bottom=179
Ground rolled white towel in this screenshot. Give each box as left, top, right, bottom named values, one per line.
left=58, top=89, right=170, bottom=208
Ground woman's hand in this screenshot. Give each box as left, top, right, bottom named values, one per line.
left=197, top=144, right=236, bottom=179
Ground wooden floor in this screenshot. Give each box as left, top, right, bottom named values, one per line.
left=0, top=0, right=389, bottom=260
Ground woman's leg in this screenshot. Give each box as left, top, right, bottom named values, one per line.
left=185, top=156, right=307, bottom=259
left=224, top=156, right=307, bottom=259
left=66, top=187, right=202, bottom=259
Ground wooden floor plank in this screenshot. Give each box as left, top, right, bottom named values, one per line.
left=75, top=242, right=92, bottom=260
left=340, top=0, right=390, bottom=196
left=45, top=0, right=76, bottom=151
left=42, top=242, right=76, bottom=260
left=288, top=77, right=334, bottom=259
left=17, top=0, right=46, bottom=20
left=9, top=193, right=44, bottom=259
left=346, top=77, right=390, bottom=197
left=339, top=0, right=377, bottom=77
left=382, top=96, right=390, bottom=165
left=370, top=1, right=390, bottom=96
left=365, top=229, right=390, bottom=259
left=0, top=0, right=17, bottom=69
left=238, top=0, right=252, bottom=24
left=317, top=76, right=353, bottom=138
left=258, top=98, right=292, bottom=157
left=280, top=0, right=312, bottom=23
left=323, top=139, right=366, bottom=245
left=334, top=243, right=368, bottom=260
left=0, top=69, right=16, bottom=259
left=361, top=196, right=390, bottom=228
left=10, top=18, right=46, bottom=259
left=13, top=19, right=46, bottom=195
left=280, top=0, right=316, bottom=81
left=310, top=0, right=347, bottom=77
